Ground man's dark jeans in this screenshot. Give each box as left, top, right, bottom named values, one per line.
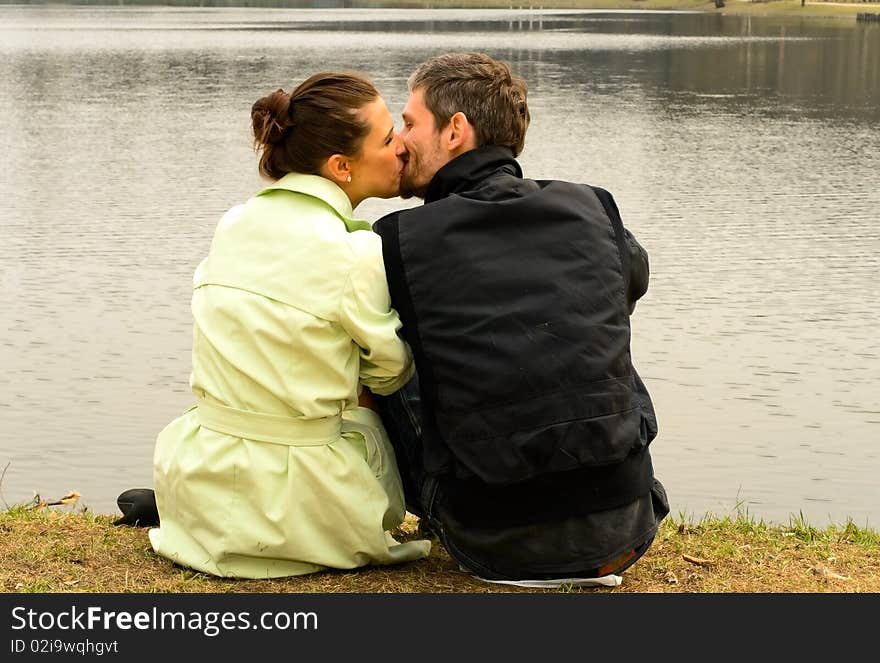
left=375, top=374, right=430, bottom=519
left=375, top=373, right=663, bottom=580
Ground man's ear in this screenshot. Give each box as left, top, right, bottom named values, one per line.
left=323, top=154, right=351, bottom=186
left=444, top=111, right=477, bottom=154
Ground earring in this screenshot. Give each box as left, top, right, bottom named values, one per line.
left=346, top=175, right=352, bottom=183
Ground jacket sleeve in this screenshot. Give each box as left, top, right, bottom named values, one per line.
left=592, top=187, right=649, bottom=313
left=625, top=229, right=650, bottom=312
left=338, top=230, right=415, bottom=396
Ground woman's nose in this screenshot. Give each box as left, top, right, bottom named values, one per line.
left=394, top=133, right=407, bottom=157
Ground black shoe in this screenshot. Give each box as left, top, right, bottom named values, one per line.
left=113, top=488, right=159, bottom=527
left=416, top=516, right=441, bottom=540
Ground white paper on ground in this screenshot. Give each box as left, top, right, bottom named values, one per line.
left=469, top=573, right=623, bottom=588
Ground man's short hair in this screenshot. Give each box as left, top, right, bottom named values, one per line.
left=408, top=52, right=530, bottom=156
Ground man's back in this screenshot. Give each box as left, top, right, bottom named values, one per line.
left=375, top=145, right=668, bottom=581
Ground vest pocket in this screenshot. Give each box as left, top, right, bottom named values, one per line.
left=433, top=377, right=642, bottom=484
left=438, top=403, right=643, bottom=485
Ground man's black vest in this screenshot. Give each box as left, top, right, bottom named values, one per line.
left=375, top=146, right=657, bottom=522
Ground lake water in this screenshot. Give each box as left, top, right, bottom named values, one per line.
left=1, top=5, right=878, bottom=525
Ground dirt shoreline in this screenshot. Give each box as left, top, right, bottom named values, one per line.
left=3, top=507, right=878, bottom=592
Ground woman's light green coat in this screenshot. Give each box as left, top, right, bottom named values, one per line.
left=149, top=174, right=430, bottom=578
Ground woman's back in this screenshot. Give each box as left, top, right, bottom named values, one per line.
left=146, top=73, right=430, bottom=579
left=190, top=176, right=406, bottom=419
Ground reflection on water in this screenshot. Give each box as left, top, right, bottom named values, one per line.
left=1, top=6, right=878, bottom=523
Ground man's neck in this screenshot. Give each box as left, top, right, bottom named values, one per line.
left=423, top=145, right=520, bottom=203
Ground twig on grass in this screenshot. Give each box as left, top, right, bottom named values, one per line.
left=0, top=461, right=11, bottom=510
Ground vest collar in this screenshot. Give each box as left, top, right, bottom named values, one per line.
left=424, top=145, right=522, bottom=203
left=257, top=172, right=371, bottom=232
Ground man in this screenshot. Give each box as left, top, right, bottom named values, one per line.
left=373, top=53, right=668, bottom=585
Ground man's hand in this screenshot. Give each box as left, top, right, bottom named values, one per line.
left=359, top=387, right=378, bottom=411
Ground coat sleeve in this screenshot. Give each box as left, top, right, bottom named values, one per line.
left=592, top=187, right=650, bottom=313
left=624, top=228, right=650, bottom=312
left=338, top=230, right=415, bottom=396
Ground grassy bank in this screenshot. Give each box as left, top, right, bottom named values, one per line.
left=2, top=505, right=878, bottom=592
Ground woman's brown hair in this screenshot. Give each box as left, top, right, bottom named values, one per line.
left=251, top=72, right=379, bottom=180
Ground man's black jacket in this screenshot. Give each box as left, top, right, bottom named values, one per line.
left=374, top=145, right=658, bottom=527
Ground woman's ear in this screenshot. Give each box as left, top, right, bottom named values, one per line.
left=323, top=154, right=351, bottom=186
left=445, top=111, right=477, bottom=153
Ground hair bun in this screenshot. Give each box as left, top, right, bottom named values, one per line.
left=252, top=88, right=293, bottom=146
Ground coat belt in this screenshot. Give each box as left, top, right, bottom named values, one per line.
left=196, top=396, right=342, bottom=446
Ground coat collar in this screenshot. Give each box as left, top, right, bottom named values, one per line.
left=424, top=145, right=522, bottom=203
left=257, top=173, right=371, bottom=232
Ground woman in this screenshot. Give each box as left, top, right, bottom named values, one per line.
left=147, top=73, right=431, bottom=578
